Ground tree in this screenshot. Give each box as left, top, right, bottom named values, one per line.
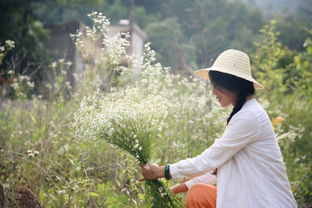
left=0, top=0, right=50, bottom=94
left=0, top=0, right=104, bottom=96
left=276, top=15, right=309, bottom=51
left=145, top=18, right=196, bottom=69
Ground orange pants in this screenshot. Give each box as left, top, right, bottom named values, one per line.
left=185, top=184, right=217, bottom=208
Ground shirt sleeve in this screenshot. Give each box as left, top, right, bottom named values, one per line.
left=170, top=109, right=259, bottom=179
left=185, top=171, right=217, bottom=188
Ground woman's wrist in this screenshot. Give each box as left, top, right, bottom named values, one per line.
left=164, top=164, right=172, bottom=180
left=157, top=166, right=165, bottom=178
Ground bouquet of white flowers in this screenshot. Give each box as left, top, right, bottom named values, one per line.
left=73, top=87, right=183, bottom=207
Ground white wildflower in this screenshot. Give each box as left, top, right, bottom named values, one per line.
left=7, top=70, right=14, bottom=75
left=58, top=190, right=66, bottom=194
left=50, top=62, right=57, bottom=69
left=10, top=82, right=19, bottom=89
left=5, top=40, right=15, bottom=48
left=27, top=81, right=34, bottom=88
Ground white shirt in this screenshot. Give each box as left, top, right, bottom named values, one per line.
left=184, top=170, right=217, bottom=188
left=170, top=98, right=297, bottom=208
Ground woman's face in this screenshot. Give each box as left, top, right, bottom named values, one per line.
left=212, top=85, right=237, bottom=107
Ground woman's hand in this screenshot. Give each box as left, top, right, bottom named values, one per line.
left=139, top=163, right=165, bottom=181
left=170, top=183, right=189, bottom=194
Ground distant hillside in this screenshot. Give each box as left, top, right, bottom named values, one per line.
left=234, top=0, right=312, bottom=21
left=254, top=0, right=300, bottom=13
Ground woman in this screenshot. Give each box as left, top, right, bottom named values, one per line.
left=140, top=49, right=297, bottom=208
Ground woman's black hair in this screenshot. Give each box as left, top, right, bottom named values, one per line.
left=209, top=71, right=255, bottom=124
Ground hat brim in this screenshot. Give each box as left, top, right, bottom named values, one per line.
left=194, top=68, right=264, bottom=90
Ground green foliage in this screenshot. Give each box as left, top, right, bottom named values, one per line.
left=104, top=0, right=128, bottom=24
left=145, top=18, right=194, bottom=68
left=293, top=33, right=312, bottom=101
left=2, top=0, right=311, bottom=88
left=276, top=15, right=309, bottom=51
left=0, top=0, right=51, bottom=87
left=140, top=0, right=264, bottom=68
left=252, top=20, right=287, bottom=99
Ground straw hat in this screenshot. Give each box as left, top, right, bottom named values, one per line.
left=194, top=49, right=264, bottom=89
